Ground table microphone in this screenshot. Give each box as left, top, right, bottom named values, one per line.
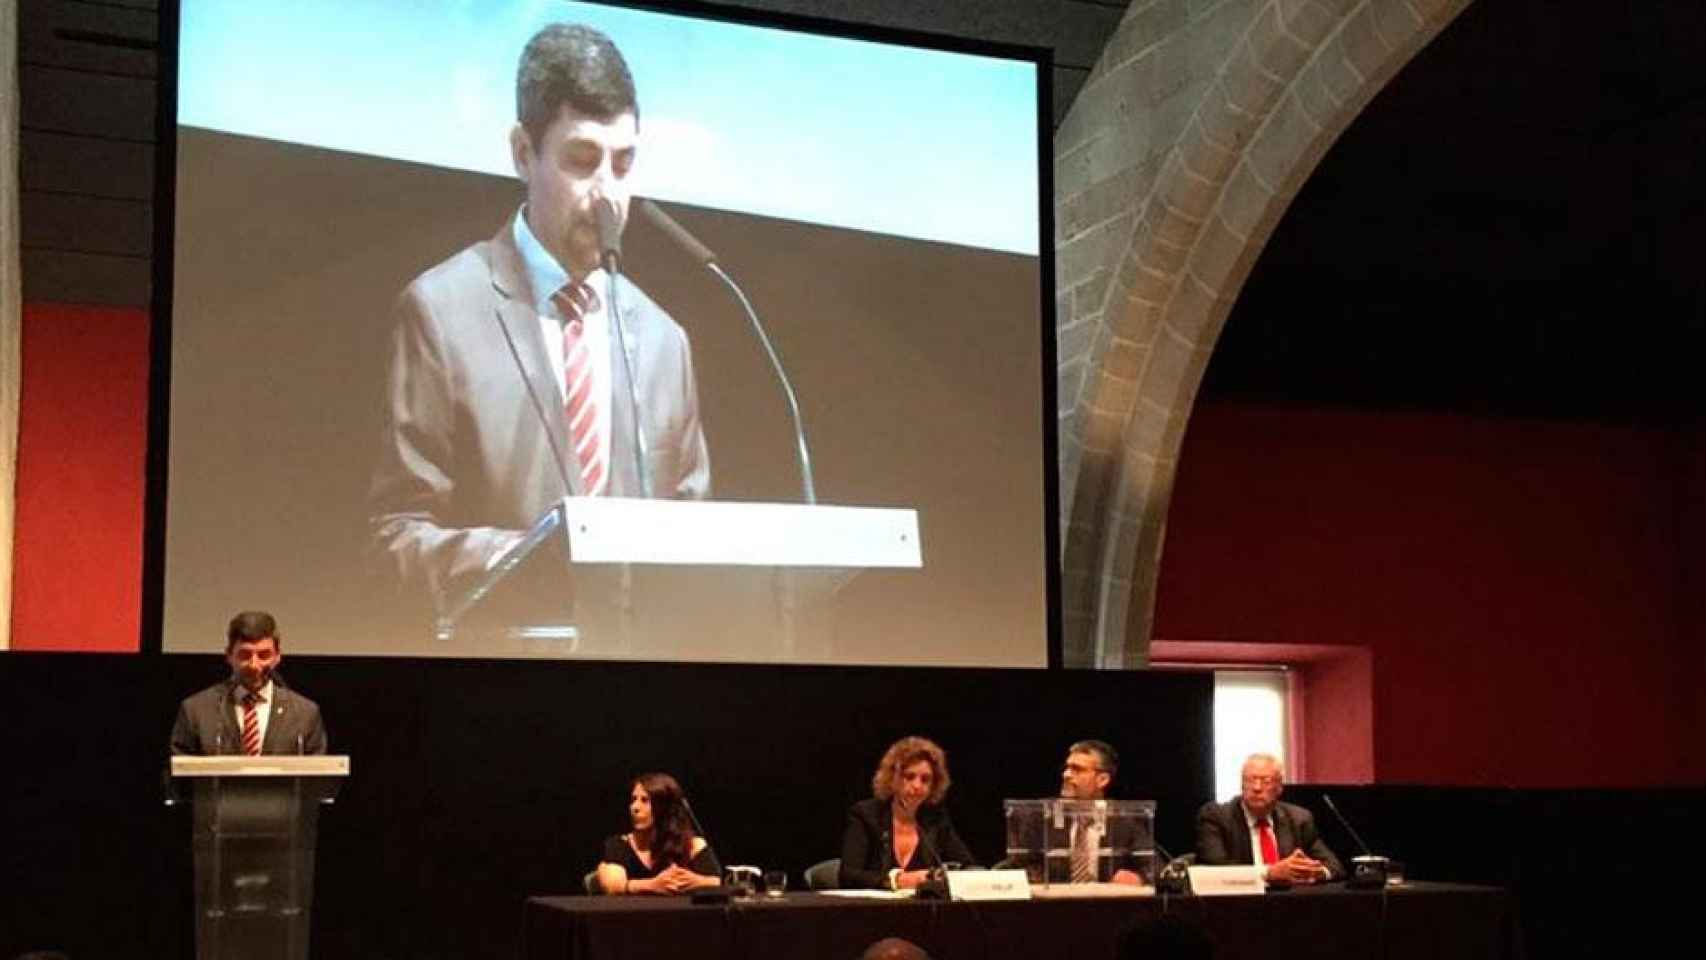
left=1322, top=793, right=1389, bottom=888
left=681, top=797, right=732, bottom=905
left=912, top=811, right=952, bottom=900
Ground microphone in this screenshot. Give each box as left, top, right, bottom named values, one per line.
left=1321, top=794, right=1372, bottom=857
left=1152, top=840, right=1194, bottom=895
left=595, top=196, right=623, bottom=269
left=593, top=197, right=653, bottom=499
left=640, top=199, right=716, bottom=265
left=638, top=199, right=816, bottom=504
left=911, top=807, right=952, bottom=899
left=680, top=796, right=732, bottom=905
left=1322, top=793, right=1388, bottom=888
left=680, top=795, right=714, bottom=854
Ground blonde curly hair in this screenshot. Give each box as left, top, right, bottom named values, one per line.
left=871, top=735, right=951, bottom=807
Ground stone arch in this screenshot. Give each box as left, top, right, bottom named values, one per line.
left=1054, top=0, right=1474, bottom=667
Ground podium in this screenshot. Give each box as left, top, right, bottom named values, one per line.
left=436, top=497, right=923, bottom=658
left=1004, top=798, right=1158, bottom=889
left=168, top=755, right=349, bottom=960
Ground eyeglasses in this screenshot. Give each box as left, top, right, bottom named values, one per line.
left=1241, top=775, right=1280, bottom=787
left=1063, top=762, right=1104, bottom=775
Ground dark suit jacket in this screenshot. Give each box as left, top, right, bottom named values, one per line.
left=838, top=796, right=978, bottom=889
left=169, top=678, right=328, bottom=756
left=369, top=216, right=710, bottom=607
left=1194, top=798, right=1343, bottom=879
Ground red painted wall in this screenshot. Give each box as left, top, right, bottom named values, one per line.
left=10, top=304, right=149, bottom=651
left=1156, top=402, right=1705, bottom=788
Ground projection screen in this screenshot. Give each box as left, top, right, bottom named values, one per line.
left=159, top=0, right=1051, bottom=666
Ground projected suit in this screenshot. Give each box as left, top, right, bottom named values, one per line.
left=368, top=215, right=710, bottom=610
left=369, top=24, right=710, bottom=630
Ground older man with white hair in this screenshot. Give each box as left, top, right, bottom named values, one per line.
left=1194, top=753, right=1342, bottom=883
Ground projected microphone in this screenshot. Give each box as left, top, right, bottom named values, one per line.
left=639, top=198, right=816, bottom=504
left=1322, top=793, right=1388, bottom=888
left=595, top=196, right=654, bottom=499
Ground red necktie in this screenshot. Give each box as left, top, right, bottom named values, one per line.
left=553, top=281, right=606, bottom=496
left=240, top=693, right=263, bottom=756
left=1256, top=818, right=1279, bottom=865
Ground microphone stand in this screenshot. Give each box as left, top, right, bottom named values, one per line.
left=681, top=797, right=732, bottom=904
left=639, top=199, right=816, bottom=504
left=596, top=199, right=653, bottom=499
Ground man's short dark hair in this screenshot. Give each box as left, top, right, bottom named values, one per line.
left=226, top=611, right=280, bottom=652
left=1069, top=739, right=1119, bottom=780
left=516, top=23, right=638, bottom=148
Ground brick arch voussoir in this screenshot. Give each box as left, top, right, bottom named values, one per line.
left=1061, top=0, right=1475, bottom=666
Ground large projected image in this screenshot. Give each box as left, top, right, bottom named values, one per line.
left=162, top=0, right=1048, bottom=666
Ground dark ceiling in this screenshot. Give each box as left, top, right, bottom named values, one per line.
left=1199, top=0, right=1706, bottom=424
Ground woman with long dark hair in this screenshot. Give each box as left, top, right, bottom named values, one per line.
left=595, top=772, right=722, bottom=895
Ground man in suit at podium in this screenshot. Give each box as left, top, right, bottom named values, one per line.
left=170, top=611, right=327, bottom=756
left=1195, top=753, right=1340, bottom=883
left=368, top=22, right=710, bottom=626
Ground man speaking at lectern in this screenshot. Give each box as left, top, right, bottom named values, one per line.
left=368, top=23, right=711, bottom=617
left=170, top=611, right=327, bottom=756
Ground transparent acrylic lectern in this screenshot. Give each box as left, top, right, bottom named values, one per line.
left=168, top=755, right=349, bottom=960
left=1004, top=798, right=1158, bottom=892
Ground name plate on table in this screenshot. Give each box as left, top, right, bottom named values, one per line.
left=1187, top=865, right=1266, bottom=896
left=562, top=498, right=922, bottom=567
left=946, top=869, right=1032, bottom=901
left=1031, top=881, right=1155, bottom=898
left=170, top=755, right=351, bottom=777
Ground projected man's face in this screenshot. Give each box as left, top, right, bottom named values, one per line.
left=226, top=637, right=281, bottom=693
left=629, top=782, right=654, bottom=832
left=512, top=104, right=638, bottom=277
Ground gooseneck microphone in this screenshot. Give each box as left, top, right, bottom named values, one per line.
left=638, top=198, right=817, bottom=504
left=679, top=795, right=714, bottom=855
left=594, top=197, right=653, bottom=499
left=910, top=805, right=952, bottom=899
left=680, top=796, right=734, bottom=904
left=1321, top=793, right=1373, bottom=857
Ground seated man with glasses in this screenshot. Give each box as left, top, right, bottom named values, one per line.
left=1195, top=753, right=1341, bottom=884
left=1057, top=739, right=1145, bottom=884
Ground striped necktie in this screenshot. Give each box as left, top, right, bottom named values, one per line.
left=240, top=692, right=264, bottom=756
left=1071, top=823, right=1097, bottom=882
left=553, top=280, right=606, bottom=496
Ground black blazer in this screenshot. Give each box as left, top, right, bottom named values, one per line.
left=1194, top=798, right=1343, bottom=879
left=838, top=796, right=977, bottom=889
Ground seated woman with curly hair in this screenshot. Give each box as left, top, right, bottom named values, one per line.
left=595, top=772, right=722, bottom=895
left=839, top=735, right=977, bottom=890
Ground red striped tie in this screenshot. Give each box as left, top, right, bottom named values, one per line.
left=240, top=693, right=263, bottom=756
left=554, top=281, right=606, bottom=496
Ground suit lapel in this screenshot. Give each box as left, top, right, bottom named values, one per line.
left=260, top=686, right=289, bottom=755
left=1233, top=801, right=1257, bottom=863
left=1273, top=805, right=1297, bottom=858
left=489, top=221, right=580, bottom=496
left=220, top=683, right=244, bottom=755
